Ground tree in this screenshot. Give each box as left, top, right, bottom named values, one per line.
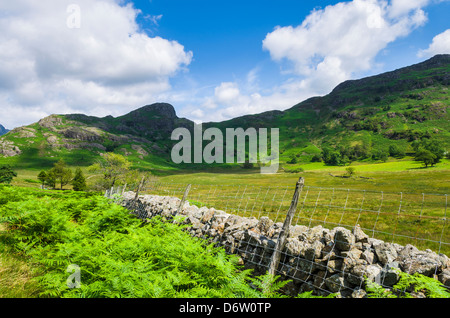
left=50, top=159, right=73, bottom=190
left=0, top=165, right=17, bottom=184
left=311, top=154, right=322, bottom=162
left=89, top=153, right=131, bottom=189
left=45, top=169, right=57, bottom=189
left=415, top=148, right=436, bottom=168
left=72, top=168, right=87, bottom=191
left=288, top=156, right=298, bottom=164
left=242, top=159, right=254, bottom=169
left=345, top=167, right=356, bottom=177
left=321, top=147, right=343, bottom=166
left=389, top=144, right=405, bottom=158
left=413, top=138, right=444, bottom=166
left=327, top=151, right=342, bottom=166
left=372, top=149, right=388, bottom=162
left=38, top=170, right=47, bottom=188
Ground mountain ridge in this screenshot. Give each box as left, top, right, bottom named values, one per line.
left=1, top=54, right=449, bottom=169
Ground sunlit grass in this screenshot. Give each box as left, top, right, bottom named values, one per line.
left=0, top=224, right=43, bottom=298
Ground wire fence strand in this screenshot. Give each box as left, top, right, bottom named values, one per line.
left=139, top=181, right=449, bottom=256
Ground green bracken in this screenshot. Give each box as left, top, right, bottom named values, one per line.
left=0, top=185, right=293, bottom=298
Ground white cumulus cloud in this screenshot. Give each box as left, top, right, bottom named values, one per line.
left=262, top=0, right=428, bottom=96
left=418, top=29, right=450, bottom=57
left=0, top=0, right=192, bottom=128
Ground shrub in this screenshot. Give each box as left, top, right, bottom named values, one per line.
left=0, top=165, right=17, bottom=184
left=389, top=144, right=405, bottom=158
left=284, top=167, right=304, bottom=173
left=311, top=154, right=322, bottom=162
left=345, top=167, right=356, bottom=177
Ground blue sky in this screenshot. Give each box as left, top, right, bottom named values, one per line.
left=0, top=0, right=449, bottom=128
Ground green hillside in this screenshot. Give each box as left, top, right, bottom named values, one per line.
left=0, top=54, right=449, bottom=172
left=206, top=54, right=450, bottom=165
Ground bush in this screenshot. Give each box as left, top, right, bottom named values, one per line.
left=311, top=154, right=322, bottom=162
left=372, top=149, right=389, bottom=162
left=389, top=144, right=405, bottom=158
left=284, top=167, right=304, bottom=173
left=345, top=167, right=356, bottom=177
left=0, top=165, right=17, bottom=184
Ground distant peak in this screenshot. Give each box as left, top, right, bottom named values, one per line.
left=131, top=103, right=177, bottom=118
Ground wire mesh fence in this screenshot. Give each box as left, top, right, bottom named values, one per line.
left=141, top=180, right=448, bottom=256
left=128, top=179, right=449, bottom=296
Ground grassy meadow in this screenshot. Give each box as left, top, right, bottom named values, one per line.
left=4, top=157, right=450, bottom=256
left=148, top=158, right=449, bottom=255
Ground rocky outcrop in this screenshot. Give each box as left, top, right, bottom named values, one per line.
left=38, top=115, right=63, bottom=130
left=0, top=139, right=21, bottom=157
left=61, top=126, right=103, bottom=142
left=9, top=127, right=36, bottom=138
left=121, top=192, right=450, bottom=298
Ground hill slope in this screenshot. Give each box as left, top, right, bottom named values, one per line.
left=0, top=55, right=449, bottom=170
left=208, top=54, right=450, bottom=162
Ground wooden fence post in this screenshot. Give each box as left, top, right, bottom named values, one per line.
left=268, top=177, right=305, bottom=276
left=134, top=176, right=145, bottom=201
left=177, top=184, right=191, bottom=214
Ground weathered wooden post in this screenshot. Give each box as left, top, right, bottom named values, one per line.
left=268, top=177, right=305, bottom=276
left=134, top=176, right=145, bottom=201
left=177, top=184, right=191, bottom=214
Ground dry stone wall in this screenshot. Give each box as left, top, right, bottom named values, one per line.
left=121, top=192, right=450, bottom=298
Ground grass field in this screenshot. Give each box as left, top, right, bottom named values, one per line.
left=146, top=158, right=450, bottom=255
left=156, top=157, right=450, bottom=194
left=8, top=157, right=450, bottom=194
left=6, top=157, right=450, bottom=255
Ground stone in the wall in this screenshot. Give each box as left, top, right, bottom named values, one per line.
left=373, top=241, right=398, bottom=265
left=325, top=274, right=348, bottom=293
left=334, top=227, right=355, bottom=251
left=397, top=244, right=448, bottom=276
left=353, top=224, right=369, bottom=243
left=438, top=269, right=450, bottom=287
left=379, top=262, right=401, bottom=287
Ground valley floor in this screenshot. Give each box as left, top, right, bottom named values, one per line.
left=9, top=157, right=450, bottom=194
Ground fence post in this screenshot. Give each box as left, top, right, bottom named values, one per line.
left=134, top=176, right=145, bottom=201
left=177, top=184, right=192, bottom=214
left=268, top=177, right=304, bottom=276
